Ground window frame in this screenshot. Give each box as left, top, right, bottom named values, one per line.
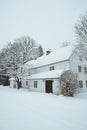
left=50, top=66, right=54, bottom=71
left=79, top=80, right=83, bottom=88
left=28, top=72, right=31, bottom=76
left=26, top=81, right=28, bottom=86
left=84, top=67, right=87, bottom=72
left=79, top=56, right=82, bottom=61
left=34, top=81, right=37, bottom=88
left=86, top=80, right=87, bottom=87
left=78, top=66, right=82, bottom=72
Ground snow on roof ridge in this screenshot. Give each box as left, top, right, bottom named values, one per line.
left=9, top=77, right=15, bottom=80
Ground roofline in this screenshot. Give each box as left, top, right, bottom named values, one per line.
left=69, top=46, right=76, bottom=59
left=27, top=77, right=59, bottom=80
left=29, top=59, right=69, bottom=70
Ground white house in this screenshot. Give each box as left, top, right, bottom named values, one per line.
left=18, top=45, right=87, bottom=94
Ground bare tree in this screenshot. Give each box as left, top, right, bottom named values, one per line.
left=0, top=36, right=44, bottom=88
left=75, top=11, right=87, bottom=44
left=11, top=36, right=44, bottom=63
left=37, top=45, right=44, bottom=57
left=59, top=70, right=78, bottom=96
left=0, top=36, right=44, bottom=71
left=74, top=11, right=87, bottom=58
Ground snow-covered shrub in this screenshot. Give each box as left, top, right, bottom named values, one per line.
left=59, top=70, right=78, bottom=96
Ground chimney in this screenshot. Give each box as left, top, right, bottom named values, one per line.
left=46, top=50, right=51, bottom=55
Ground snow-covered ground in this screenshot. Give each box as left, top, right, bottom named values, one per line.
left=0, top=86, right=87, bottom=130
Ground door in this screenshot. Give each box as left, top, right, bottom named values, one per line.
left=45, top=80, right=53, bottom=93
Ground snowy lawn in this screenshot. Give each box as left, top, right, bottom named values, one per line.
left=0, top=86, right=87, bottom=130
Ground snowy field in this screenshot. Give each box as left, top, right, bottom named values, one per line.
left=0, top=86, right=87, bottom=130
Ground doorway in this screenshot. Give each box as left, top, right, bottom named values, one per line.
left=45, top=80, right=53, bottom=93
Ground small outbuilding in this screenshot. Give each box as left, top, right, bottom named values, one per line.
left=9, top=78, right=16, bottom=88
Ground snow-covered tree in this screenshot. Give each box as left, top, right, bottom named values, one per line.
left=37, top=45, right=44, bottom=57
left=59, top=70, right=78, bottom=96
left=75, top=11, right=87, bottom=58
left=0, top=36, right=44, bottom=88
left=0, top=36, right=44, bottom=71
left=75, top=11, right=87, bottom=44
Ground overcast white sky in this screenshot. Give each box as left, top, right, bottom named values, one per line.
left=0, top=0, right=87, bottom=51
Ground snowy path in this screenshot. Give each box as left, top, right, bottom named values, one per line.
left=0, top=86, right=87, bottom=130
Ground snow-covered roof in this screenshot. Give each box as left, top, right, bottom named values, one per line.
left=26, top=69, right=67, bottom=80
left=25, top=45, right=74, bottom=69
left=9, top=78, right=15, bottom=81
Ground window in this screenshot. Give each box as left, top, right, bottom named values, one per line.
left=84, top=67, right=87, bottom=72
left=34, top=81, right=37, bottom=88
left=85, top=57, right=87, bottom=61
left=21, top=67, right=23, bottom=73
left=28, top=72, right=31, bottom=76
left=7, top=64, right=11, bottom=67
left=86, top=81, right=87, bottom=87
left=50, top=66, right=54, bottom=71
left=78, top=66, right=82, bottom=72
left=26, top=81, right=28, bottom=86
left=79, top=80, right=83, bottom=88
left=79, top=56, right=82, bottom=61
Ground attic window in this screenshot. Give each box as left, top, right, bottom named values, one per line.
left=50, top=66, right=54, bottom=71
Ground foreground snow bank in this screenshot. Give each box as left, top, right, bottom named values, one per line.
left=0, top=86, right=87, bottom=130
